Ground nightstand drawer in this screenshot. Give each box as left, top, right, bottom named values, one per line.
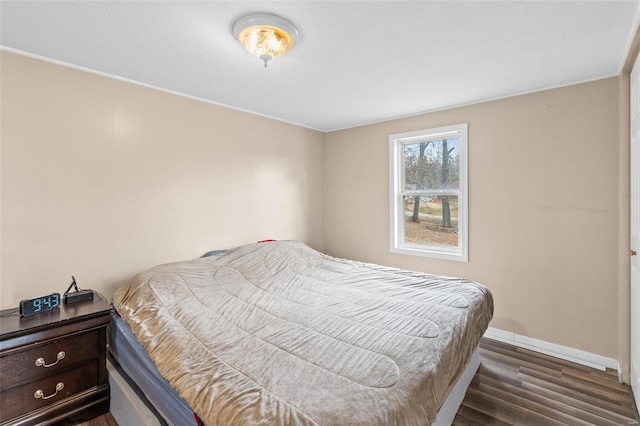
left=0, top=330, right=99, bottom=390
left=0, top=361, right=98, bottom=422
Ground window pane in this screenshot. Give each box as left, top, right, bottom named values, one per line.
left=403, top=138, right=460, bottom=191
left=403, top=195, right=459, bottom=247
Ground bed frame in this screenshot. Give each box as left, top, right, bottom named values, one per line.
left=107, top=356, right=165, bottom=426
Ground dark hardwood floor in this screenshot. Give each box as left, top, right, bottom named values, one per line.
left=80, top=338, right=639, bottom=426
left=454, top=338, right=639, bottom=426
left=74, top=412, right=117, bottom=426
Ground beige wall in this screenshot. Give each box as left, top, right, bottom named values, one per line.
left=0, top=50, right=630, bottom=373
left=0, top=52, right=324, bottom=308
left=324, top=78, right=624, bottom=362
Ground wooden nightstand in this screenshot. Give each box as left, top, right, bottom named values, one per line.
left=0, top=294, right=111, bottom=425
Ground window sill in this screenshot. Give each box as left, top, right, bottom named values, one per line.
left=390, top=244, right=468, bottom=262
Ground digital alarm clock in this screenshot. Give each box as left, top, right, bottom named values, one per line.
left=19, top=293, right=61, bottom=317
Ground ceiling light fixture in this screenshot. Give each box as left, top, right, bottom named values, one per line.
left=232, top=13, right=299, bottom=68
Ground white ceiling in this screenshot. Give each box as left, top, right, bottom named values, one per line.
left=1, top=1, right=639, bottom=131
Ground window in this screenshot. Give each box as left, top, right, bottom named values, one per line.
left=389, top=123, right=468, bottom=261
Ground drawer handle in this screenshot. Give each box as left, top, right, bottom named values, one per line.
left=35, top=351, right=65, bottom=368
left=33, top=382, right=64, bottom=400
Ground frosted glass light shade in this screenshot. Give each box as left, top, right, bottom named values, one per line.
left=232, top=13, right=299, bottom=67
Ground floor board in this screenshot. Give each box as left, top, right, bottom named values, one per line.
left=453, top=338, right=639, bottom=426
left=74, top=412, right=118, bottom=426
left=79, top=338, right=639, bottom=426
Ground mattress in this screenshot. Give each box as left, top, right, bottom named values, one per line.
left=113, top=241, right=493, bottom=425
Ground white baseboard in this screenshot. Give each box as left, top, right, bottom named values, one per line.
left=483, top=327, right=621, bottom=380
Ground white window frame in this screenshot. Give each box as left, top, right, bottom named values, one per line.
left=389, top=123, right=468, bottom=262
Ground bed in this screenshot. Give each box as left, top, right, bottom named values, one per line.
left=110, top=241, right=493, bottom=425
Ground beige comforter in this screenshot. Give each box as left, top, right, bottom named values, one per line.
left=113, top=241, right=493, bottom=425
